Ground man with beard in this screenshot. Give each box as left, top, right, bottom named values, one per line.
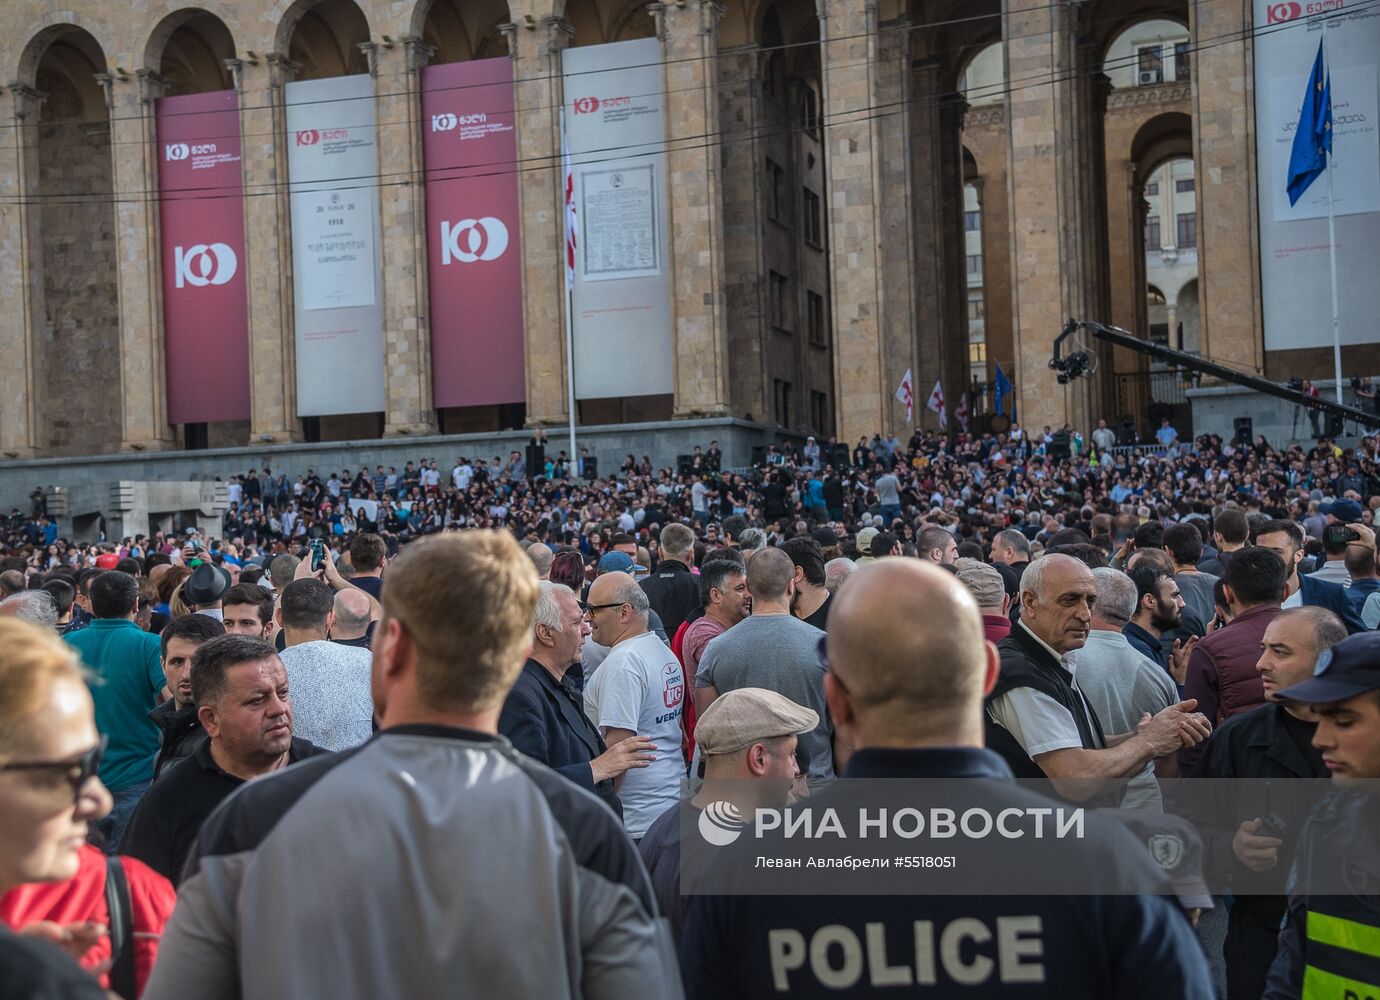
left=1123, top=565, right=1185, bottom=674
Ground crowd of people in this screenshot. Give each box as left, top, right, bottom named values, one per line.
left=1, top=420, right=1379, bottom=998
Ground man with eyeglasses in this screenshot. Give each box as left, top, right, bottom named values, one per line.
left=582, top=571, right=686, bottom=842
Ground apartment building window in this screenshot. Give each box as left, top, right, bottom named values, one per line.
left=966, top=254, right=983, bottom=275
left=769, top=271, right=789, bottom=329
left=765, top=158, right=785, bottom=223
left=968, top=294, right=985, bottom=321
left=1175, top=177, right=1195, bottom=194
left=964, top=210, right=980, bottom=232
left=773, top=379, right=793, bottom=427
left=1144, top=215, right=1161, bottom=250
left=1145, top=181, right=1159, bottom=196
left=810, top=390, right=829, bottom=433
left=803, top=188, right=822, bottom=247
left=807, top=290, right=827, bottom=346
left=1176, top=212, right=1197, bottom=248
left=1174, top=42, right=1190, bottom=82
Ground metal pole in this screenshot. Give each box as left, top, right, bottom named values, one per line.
left=1324, top=21, right=1343, bottom=405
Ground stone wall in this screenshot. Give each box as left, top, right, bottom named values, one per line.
left=36, top=71, right=120, bottom=456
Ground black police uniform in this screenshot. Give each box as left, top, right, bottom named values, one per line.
left=680, top=746, right=1214, bottom=998
left=1176, top=702, right=1328, bottom=1000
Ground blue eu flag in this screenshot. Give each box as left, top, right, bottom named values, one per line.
left=993, top=363, right=1013, bottom=418
left=1286, top=37, right=1332, bottom=206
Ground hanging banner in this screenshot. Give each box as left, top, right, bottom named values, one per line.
left=421, top=58, right=525, bottom=409
left=285, top=74, right=386, bottom=416
left=561, top=37, right=673, bottom=399
left=156, top=90, right=250, bottom=424
left=1253, top=2, right=1380, bottom=351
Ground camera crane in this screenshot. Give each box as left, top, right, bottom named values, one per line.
left=1049, top=319, right=1380, bottom=432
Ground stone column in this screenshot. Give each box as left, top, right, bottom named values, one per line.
left=655, top=0, right=730, bottom=417
left=819, top=0, right=889, bottom=441
left=1191, top=0, right=1262, bottom=372
left=1002, top=0, right=1106, bottom=431
left=717, top=44, right=766, bottom=421
left=100, top=71, right=176, bottom=451
left=372, top=38, right=437, bottom=436
left=0, top=84, right=45, bottom=457
left=509, top=15, right=571, bottom=427
left=875, top=17, right=916, bottom=433
left=228, top=55, right=300, bottom=442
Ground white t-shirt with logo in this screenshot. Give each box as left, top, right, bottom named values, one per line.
left=584, top=630, right=685, bottom=839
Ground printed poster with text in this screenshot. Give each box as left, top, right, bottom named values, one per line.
left=285, top=74, right=386, bottom=416
left=1253, top=1, right=1380, bottom=352
left=561, top=37, right=673, bottom=400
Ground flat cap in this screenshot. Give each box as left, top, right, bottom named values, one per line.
left=696, top=688, right=818, bottom=756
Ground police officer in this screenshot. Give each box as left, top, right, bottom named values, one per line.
left=1264, top=631, right=1380, bottom=998
left=680, top=559, right=1213, bottom=998
left=1177, top=606, right=1346, bottom=1000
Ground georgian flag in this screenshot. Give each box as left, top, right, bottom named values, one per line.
left=562, top=131, right=577, bottom=290
left=926, top=379, right=947, bottom=428
left=895, top=368, right=914, bottom=423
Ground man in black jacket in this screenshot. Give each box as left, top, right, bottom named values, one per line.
left=150, top=614, right=225, bottom=779
left=499, top=581, right=653, bottom=817
left=124, top=635, right=328, bottom=883
left=1178, top=606, right=1345, bottom=1000
left=984, top=554, right=1209, bottom=804
left=641, top=523, right=700, bottom=637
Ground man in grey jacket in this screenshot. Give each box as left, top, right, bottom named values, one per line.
left=145, top=530, right=680, bottom=1000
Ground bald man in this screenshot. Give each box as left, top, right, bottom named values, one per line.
left=526, top=542, right=554, bottom=581
left=331, top=588, right=373, bottom=649
left=986, top=554, right=1211, bottom=804
left=695, top=548, right=834, bottom=783
left=680, top=559, right=1215, bottom=999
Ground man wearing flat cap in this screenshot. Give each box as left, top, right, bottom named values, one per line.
left=638, top=687, right=816, bottom=946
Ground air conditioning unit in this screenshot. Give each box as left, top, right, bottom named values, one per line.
left=1138, top=69, right=1162, bottom=86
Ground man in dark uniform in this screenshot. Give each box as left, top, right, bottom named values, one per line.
left=1179, top=607, right=1345, bottom=999
left=680, top=559, right=1215, bottom=998
left=1264, top=631, right=1380, bottom=998
left=640, top=523, right=700, bottom=637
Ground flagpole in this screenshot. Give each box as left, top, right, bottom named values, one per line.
left=560, top=106, right=578, bottom=469
left=1324, top=19, right=1343, bottom=405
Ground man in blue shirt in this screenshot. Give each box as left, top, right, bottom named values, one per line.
left=681, top=559, right=1213, bottom=998
left=64, top=570, right=165, bottom=851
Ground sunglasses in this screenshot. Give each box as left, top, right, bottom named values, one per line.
left=0, top=734, right=107, bottom=805
left=580, top=601, right=627, bottom=617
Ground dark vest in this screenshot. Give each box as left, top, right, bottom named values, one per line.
left=1294, top=792, right=1380, bottom=994
left=986, top=625, right=1116, bottom=806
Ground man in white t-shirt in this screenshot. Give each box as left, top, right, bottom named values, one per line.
left=582, top=571, right=685, bottom=840
left=451, top=458, right=473, bottom=491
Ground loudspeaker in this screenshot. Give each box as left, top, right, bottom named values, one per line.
left=677, top=454, right=694, bottom=475
left=1325, top=412, right=1344, bottom=438
left=750, top=445, right=767, bottom=467
left=1233, top=417, right=1252, bottom=446
left=1047, top=430, right=1071, bottom=461
left=831, top=444, right=851, bottom=469
left=581, top=456, right=598, bottom=480
left=1117, top=419, right=1138, bottom=446
left=525, top=444, right=545, bottom=480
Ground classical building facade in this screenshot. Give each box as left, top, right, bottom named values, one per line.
left=0, top=0, right=1348, bottom=460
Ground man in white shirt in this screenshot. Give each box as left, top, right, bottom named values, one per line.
left=582, top=571, right=684, bottom=841
left=1077, top=568, right=1179, bottom=811
left=275, top=578, right=374, bottom=750
left=452, top=458, right=473, bottom=490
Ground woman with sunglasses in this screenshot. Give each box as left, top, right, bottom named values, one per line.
left=0, top=617, right=166, bottom=998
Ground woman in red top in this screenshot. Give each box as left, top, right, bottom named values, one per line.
left=0, top=618, right=174, bottom=997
